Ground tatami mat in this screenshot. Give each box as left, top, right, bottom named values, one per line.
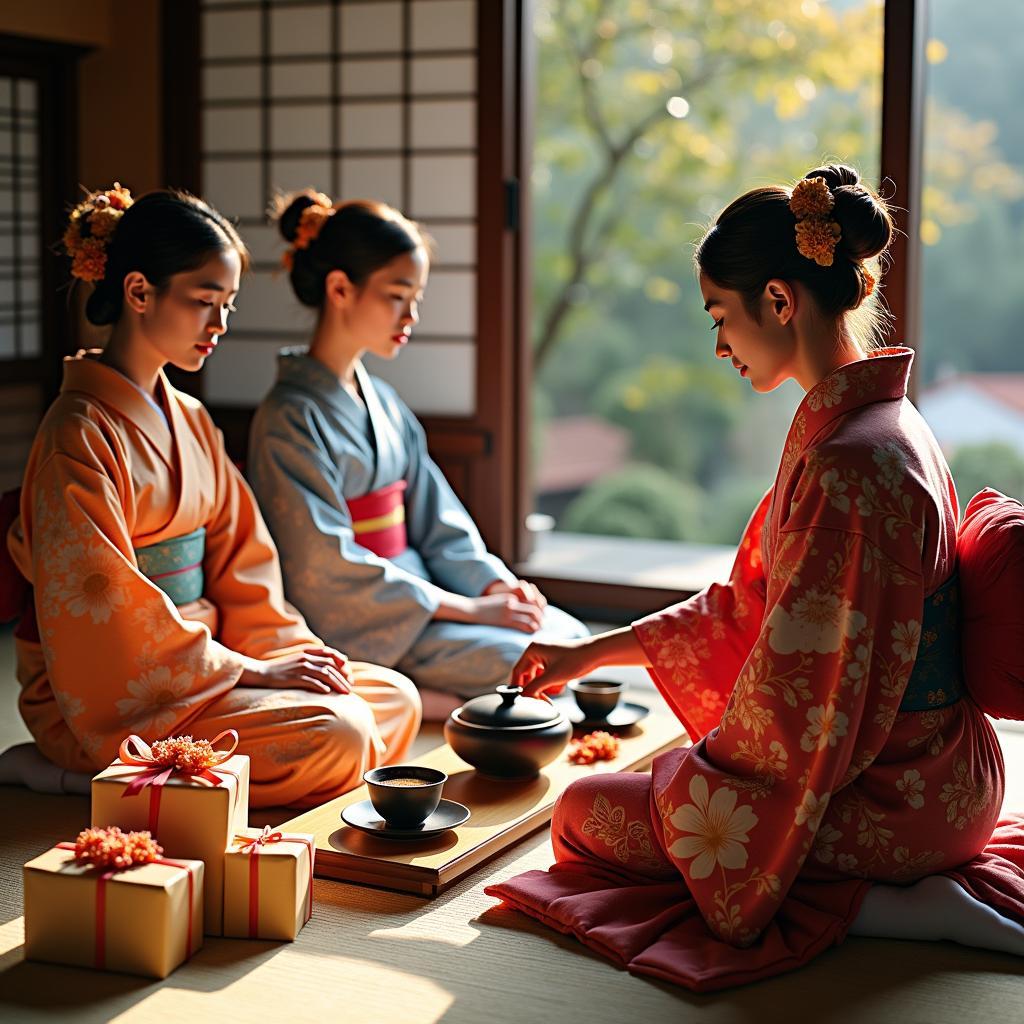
left=1, top=626, right=1022, bottom=1022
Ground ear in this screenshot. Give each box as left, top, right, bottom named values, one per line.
left=122, top=271, right=152, bottom=315
left=324, top=268, right=356, bottom=310
left=764, top=278, right=795, bottom=326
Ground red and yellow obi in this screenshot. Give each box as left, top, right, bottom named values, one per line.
left=346, top=481, right=408, bottom=558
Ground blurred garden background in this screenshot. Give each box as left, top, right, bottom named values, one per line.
left=530, top=0, right=1024, bottom=547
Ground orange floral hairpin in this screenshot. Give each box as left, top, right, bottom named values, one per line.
left=281, top=190, right=335, bottom=270
left=789, top=177, right=841, bottom=267
left=63, top=183, right=133, bottom=282
left=861, top=266, right=876, bottom=297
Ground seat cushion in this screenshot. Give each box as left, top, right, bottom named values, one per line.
left=958, top=488, right=1024, bottom=719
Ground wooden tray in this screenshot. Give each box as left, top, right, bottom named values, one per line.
left=278, top=692, right=687, bottom=897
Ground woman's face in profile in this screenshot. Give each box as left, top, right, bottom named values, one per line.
left=349, top=246, right=430, bottom=361
left=699, top=271, right=797, bottom=394
left=135, top=248, right=242, bottom=373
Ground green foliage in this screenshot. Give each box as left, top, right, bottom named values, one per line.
left=950, top=443, right=1024, bottom=506
left=561, top=463, right=707, bottom=541
left=595, top=357, right=741, bottom=487
left=533, top=0, right=1024, bottom=542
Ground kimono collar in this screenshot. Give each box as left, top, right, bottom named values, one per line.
left=274, top=347, right=354, bottom=414
left=61, top=350, right=177, bottom=462
left=771, top=346, right=915, bottom=519
left=795, top=345, right=913, bottom=443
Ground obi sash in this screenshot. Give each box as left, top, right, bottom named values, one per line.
left=898, top=573, right=965, bottom=712
left=346, top=481, right=407, bottom=559
left=134, top=527, right=206, bottom=605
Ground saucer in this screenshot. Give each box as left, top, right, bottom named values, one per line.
left=341, top=798, right=471, bottom=840
left=563, top=700, right=650, bottom=731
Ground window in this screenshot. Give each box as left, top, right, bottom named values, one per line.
left=916, top=0, right=1024, bottom=506
left=529, top=0, right=886, bottom=567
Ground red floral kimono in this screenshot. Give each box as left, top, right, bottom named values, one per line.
left=487, top=348, right=1024, bottom=990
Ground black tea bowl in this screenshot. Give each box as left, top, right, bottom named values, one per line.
left=568, top=679, right=624, bottom=720
left=363, top=765, right=447, bottom=828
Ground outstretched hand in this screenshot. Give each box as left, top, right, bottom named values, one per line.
left=512, top=639, right=593, bottom=701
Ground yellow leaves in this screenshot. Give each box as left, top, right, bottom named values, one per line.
left=644, top=276, right=681, bottom=303
left=623, top=385, right=647, bottom=411
left=624, top=69, right=664, bottom=96
left=972, top=162, right=1024, bottom=200
left=926, top=38, right=948, bottom=64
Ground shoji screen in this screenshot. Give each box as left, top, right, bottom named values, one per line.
left=199, top=0, right=478, bottom=416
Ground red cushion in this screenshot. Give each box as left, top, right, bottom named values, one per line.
left=0, top=488, right=30, bottom=624
left=958, top=488, right=1024, bottom=719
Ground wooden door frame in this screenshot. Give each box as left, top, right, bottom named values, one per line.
left=160, top=0, right=531, bottom=566
left=429, top=0, right=532, bottom=564
left=0, top=33, right=82, bottom=402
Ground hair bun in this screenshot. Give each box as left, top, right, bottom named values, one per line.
left=275, top=192, right=320, bottom=244
left=804, top=163, right=894, bottom=262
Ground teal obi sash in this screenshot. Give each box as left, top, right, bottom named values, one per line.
left=134, top=528, right=206, bottom=605
left=898, top=573, right=965, bottom=712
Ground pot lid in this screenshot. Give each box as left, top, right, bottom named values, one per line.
left=457, top=685, right=563, bottom=729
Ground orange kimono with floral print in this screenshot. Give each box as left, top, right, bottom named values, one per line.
left=488, top=347, right=1024, bottom=990
left=7, top=353, right=420, bottom=808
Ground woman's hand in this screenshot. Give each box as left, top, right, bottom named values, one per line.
left=513, top=627, right=651, bottom=700
left=238, top=646, right=352, bottom=695
left=467, top=593, right=545, bottom=633
left=513, top=639, right=595, bottom=700
left=483, top=577, right=548, bottom=612
left=434, top=592, right=545, bottom=633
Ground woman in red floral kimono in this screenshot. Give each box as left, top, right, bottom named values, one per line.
left=486, top=165, right=1024, bottom=991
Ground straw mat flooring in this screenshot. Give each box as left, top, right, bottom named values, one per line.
left=0, top=628, right=1022, bottom=1023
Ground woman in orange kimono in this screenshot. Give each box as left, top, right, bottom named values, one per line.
left=3, top=185, right=420, bottom=807
left=487, top=165, right=1024, bottom=989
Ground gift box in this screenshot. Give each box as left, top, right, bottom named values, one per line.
left=223, top=826, right=315, bottom=941
left=92, top=730, right=249, bottom=934
left=24, top=834, right=203, bottom=978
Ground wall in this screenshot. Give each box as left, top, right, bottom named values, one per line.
left=0, top=0, right=162, bottom=194
left=198, top=0, right=479, bottom=416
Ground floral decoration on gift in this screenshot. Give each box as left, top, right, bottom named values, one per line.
left=569, top=730, right=620, bottom=765
left=118, top=728, right=240, bottom=795
left=62, top=183, right=134, bottom=282
left=73, top=825, right=163, bottom=869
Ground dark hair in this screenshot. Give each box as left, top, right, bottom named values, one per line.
left=83, top=190, right=249, bottom=326
left=275, top=192, right=431, bottom=308
left=695, top=164, right=896, bottom=346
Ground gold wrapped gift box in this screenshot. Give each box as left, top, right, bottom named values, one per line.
left=223, top=827, right=315, bottom=941
left=23, top=845, right=204, bottom=978
left=91, top=753, right=249, bottom=934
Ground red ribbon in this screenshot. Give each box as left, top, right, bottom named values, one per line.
left=235, top=826, right=315, bottom=938
left=57, top=843, right=196, bottom=969
left=115, top=729, right=241, bottom=834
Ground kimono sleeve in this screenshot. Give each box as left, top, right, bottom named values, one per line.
left=201, top=417, right=322, bottom=659
left=247, top=401, right=444, bottom=666
left=633, top=490, right=772, bottom=741
left=401, top=407, right=516, bottom=597
left=653, top=503, right=926, bottom=947
left=22, top=433, right=243, bottom=768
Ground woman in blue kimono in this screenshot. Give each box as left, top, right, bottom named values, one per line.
left=249, top=192, right=587, bottom=715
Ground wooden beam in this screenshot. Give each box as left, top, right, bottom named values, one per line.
left=880, top=0, right=928, bottom=387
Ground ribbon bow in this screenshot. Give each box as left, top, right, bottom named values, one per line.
left=118, top=728, right=239, bottom=798
left=237, top=825, right=284, bottom=852
left=233, top=827, right=315, bottom=938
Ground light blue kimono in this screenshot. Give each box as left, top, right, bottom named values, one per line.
left=248, top=349, right=588, bottom=698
